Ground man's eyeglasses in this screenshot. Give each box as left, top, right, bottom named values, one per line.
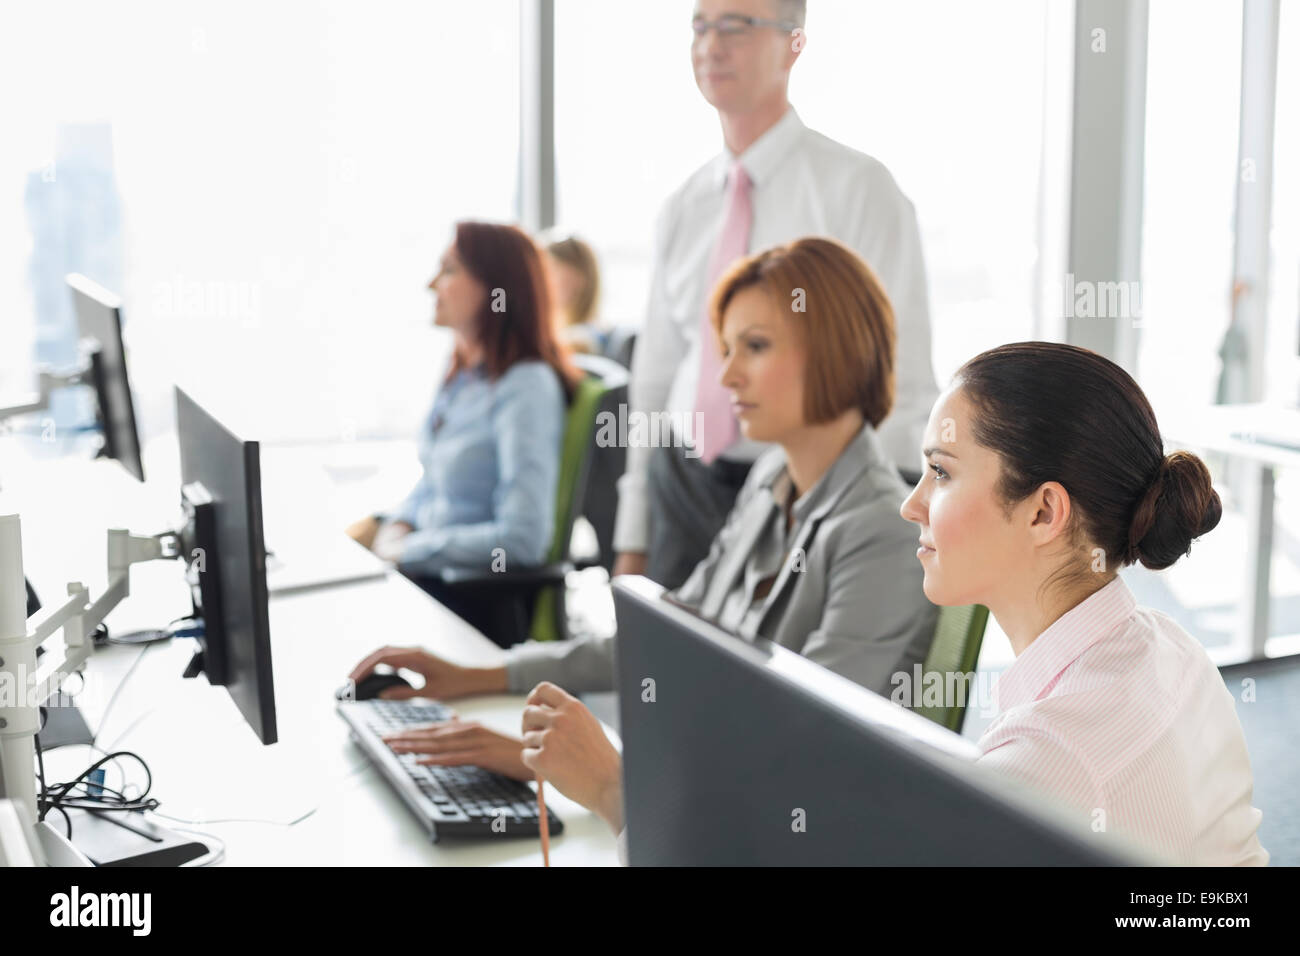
left=691, top=13, right=797, bottom=43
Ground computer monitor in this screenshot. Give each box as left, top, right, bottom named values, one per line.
left=175, top=386, right=277, bottom=745
left=66, top=273, right=145, bottom=482
left=612, top=577, right=1139, bottom=865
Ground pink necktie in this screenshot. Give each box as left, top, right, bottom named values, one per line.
left=695, top=161, right=752, bottom=464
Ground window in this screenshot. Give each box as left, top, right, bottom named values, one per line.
left=1138, top=0, right=1243, bottom=415
left=1265, top=3, right=1298, bottom=404
left=792, top=0, right=1069, bottom=382
left=1, top=0, right=521, bottom=443
left=554, top=0, right=717, bottom=324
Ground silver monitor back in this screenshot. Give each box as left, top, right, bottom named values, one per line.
left=613, top=577, right=1139, bottom=866
left=66, top=273, right=145, bottom=482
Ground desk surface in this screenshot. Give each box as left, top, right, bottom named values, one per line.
left=6, top=443, right=618, bottom=867
left=39, top=573, right=617, bottom=866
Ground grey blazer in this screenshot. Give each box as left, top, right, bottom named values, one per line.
left=506, top=424, right=937, bottom=697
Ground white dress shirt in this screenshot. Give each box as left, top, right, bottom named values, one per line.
left=613, top=106, right=938, bottom=553
left=978, top=574, right=1268, bottom=866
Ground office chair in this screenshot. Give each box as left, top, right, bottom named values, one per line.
left=915, top=603, right=990, bottom=734
left=603, top=327, right=637, bottom=370
left=570, top=353, right=628, bottom=574
left=407, top=356, right=627, bottom=648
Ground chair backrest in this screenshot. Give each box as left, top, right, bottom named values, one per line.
left=915, top=604, right=990, bottom=734
left=602, top=327, right=637, bottom=370
left=530, top=355, right=628, bottom=641
left=546, top=381, right=601, bottom=563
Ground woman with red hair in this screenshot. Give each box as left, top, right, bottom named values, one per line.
left=348, top=222, right=580, bottom=606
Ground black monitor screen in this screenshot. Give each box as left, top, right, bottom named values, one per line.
left=67, top=274, right=145, bottom=482
left=175, top=386, right=277, bottom=745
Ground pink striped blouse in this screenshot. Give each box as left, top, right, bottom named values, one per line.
left=977, top=574, right=1268, bottom=865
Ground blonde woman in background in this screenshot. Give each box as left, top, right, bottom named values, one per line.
left=544, top=232, right=605, bottom=355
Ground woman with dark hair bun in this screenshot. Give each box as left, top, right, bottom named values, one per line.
left=900, top=341, right=1266, bottom=865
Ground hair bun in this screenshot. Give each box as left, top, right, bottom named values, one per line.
left=1125, top=451, right=1222, bottom=570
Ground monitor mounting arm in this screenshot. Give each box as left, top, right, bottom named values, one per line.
left=0, top=513, right=181, bottom=864
left=0, top=365, right=88, bottom=423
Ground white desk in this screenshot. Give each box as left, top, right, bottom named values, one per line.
left=38, top=572, right=617, bottom=866
left=5, top=445, right=618, bottom=866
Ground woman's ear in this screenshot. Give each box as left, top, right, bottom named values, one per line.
left=1027, top=481, right=1073, bottom=548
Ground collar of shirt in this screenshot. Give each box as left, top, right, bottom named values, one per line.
left=710, top=105, right=806, bottom=190
left=431, top=362, right=488, bottom=424
left=994, top=574, right=1138, bottom=711
left=445, top=362, right=488, bottom=390
left=755, top=422, right=889, bottom=533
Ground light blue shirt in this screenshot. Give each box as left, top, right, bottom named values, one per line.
left=389, top=360, right=565, bottom=572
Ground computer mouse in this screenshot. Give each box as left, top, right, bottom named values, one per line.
left=344, top=671, right=414, bottom=701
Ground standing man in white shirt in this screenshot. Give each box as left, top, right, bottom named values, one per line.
left=613, top=0, right=939, bottom=587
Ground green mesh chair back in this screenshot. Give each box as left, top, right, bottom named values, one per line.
left=915, top=604, right=990, bottom=733
left=528, top=369, right=619, bottom=642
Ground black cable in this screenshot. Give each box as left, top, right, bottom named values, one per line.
left=54, top=776, right=150, bottom=805
left=107, top=613, right=194, bottom=645
left=39, top=750, right=157, bottom=824
left=44, top=750, right=153, bottom=809
left=34, top=710, right=49, bottom=796
left=88, top=743, right=134, bottom=798
left=35, top=744, right=163, bottom=851
left=35, top=709, right=159, bottom=840
left=32, top=709, right=73, bottom=839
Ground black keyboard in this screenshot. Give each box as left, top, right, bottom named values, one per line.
left=337, top=698, right=563, bottom=841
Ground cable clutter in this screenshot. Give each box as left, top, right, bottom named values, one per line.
left=35, top=713, right=159, bottom=840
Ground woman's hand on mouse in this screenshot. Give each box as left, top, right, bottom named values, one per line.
left=521, top=682, right=624, bottom=834
left=382, top=719, right=531, bottom=781
left=347, top=646, right=507, bottom=701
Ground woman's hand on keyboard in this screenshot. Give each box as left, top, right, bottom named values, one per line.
left=348, top=645, right=507, bottom=700
left=382, top=719, right=531, bottom=781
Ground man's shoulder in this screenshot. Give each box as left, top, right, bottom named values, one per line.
left=796, top=124, right=908, bottom=197
left=662, top=123, right=907, bottom=206
left=800, top=125, right=890, bottom=172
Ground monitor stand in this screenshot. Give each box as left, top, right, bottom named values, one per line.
left=30, top=580, right=98, bottom=751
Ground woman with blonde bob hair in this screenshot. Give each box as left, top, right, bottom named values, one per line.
left=348, top=238, right=937, bottom=785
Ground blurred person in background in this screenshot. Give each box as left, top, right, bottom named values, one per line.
left=544, top=231, right=607, bottom=355
left=346, top=222, right=580, bottom=631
